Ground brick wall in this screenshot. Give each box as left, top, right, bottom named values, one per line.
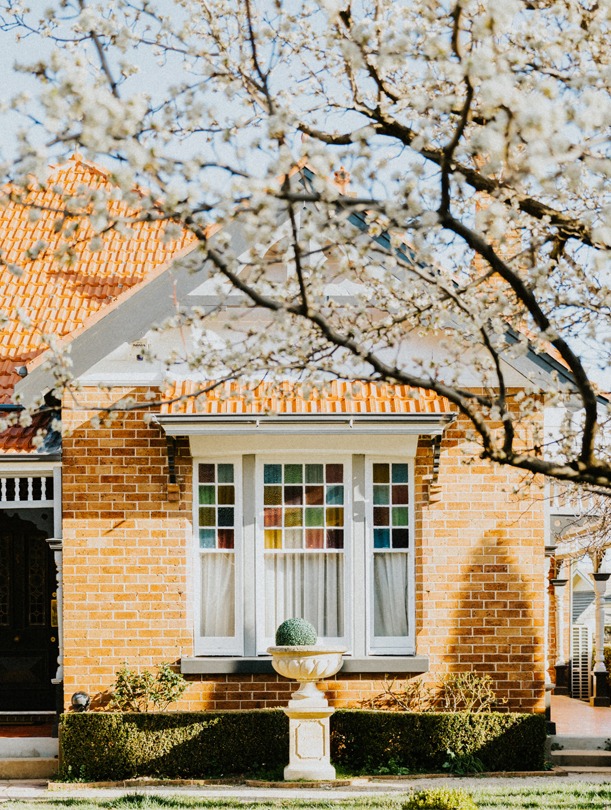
left=61, top=388, right=545, bottom=713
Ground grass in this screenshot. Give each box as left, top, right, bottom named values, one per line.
left=2, top=785, right=611, bottom=810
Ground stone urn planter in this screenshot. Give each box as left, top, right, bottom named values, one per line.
left=268, top=622, right=346, bottom=781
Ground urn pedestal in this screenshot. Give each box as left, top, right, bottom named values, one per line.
left=268, top=645, right=346, bottom=781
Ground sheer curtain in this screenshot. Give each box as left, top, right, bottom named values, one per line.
left=264, top=552, right=343, bottom=638
left=201, top=552, right=235, bottom=637
left=373, top=552, right=409, bottom=637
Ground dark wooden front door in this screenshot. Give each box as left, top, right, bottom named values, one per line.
left=0, top=513, right=58, bottom=710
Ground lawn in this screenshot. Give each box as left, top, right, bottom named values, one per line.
left=3, top=785, right=611, bottom=810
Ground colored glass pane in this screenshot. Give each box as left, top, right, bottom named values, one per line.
left=372, top=463, right=390, bottom=483
left=305, top=485, right=324, bottom=505
left=392, top=485, right=409, bottom=505
left=199, top=464, right=215, bottom=484
left=305, top=529, right=324, bottom=548
left=199, top=507, right=215, bottom=527
left=392, top=464, right=409, bottom=483
left=264, top=486, right=282, bottom=505
left=218, top=485, right=235, bottom=505
left=218, top=507, right=234, bottom=527
left=305, top=464, right=324, bottom=483
left=374, top=528, right=390, bottom=549
left=326, top=464, right=343, bottom=483
left=373, top=485, right=389, bottom=505
left=392, top=528, right=409, bottom=548
left=326, top=507, right=343, bottom=527
left=264, top=529, right=282, bottom=549
left=284, top=529, right=303, bottom=549
left=284, top=464, right=303, bottom=484
left=284, top=486, right=303, bottom=505
left=326, top=485, right=344, bottom=505
left=305, top=507, right=324, bottom=527
left=284, top=507, right=303, bottom=527
left=392, top=507, right=409, bottom=526
left=199, top=528, right=216, bottom=548
left=326, top=529, right=344, bottom=549
left=264, top=465, right=282, bottom=484
left=264, top=507, right=282, bottom=527
left=373, top=506, right=389, bottom=526
left=217, top=529, right=234, bottom=549
left=218, top=464, right=234, bottom=483
left=199, top=486, right=215, bottom=505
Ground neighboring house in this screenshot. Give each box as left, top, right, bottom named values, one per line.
left=0, top=157, right=568, bottom=717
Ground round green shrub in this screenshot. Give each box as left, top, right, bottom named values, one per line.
left=275, top=618, right=317, bottom=646
left=402, top=788, right=478, bottom=810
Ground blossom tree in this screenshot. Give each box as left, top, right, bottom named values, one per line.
left=1, top=0, right=610, bottom=489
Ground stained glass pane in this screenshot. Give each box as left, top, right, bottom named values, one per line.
left=326, top=507, right=343, bottom=527
left=284, top=464, right=303, bottom=484
left=305, top=485, right=324, bottom=505
left=326, top=464, right=343, bottom=483
left=264, top=465, right=282, bottom=484
left=284, top=529, right=303, bottom=549
left=218, top=486, right=235, bottom=505
left=218, top=464, right=234, bottom=483
left=218, top=507, right=234, bottom=527
left=392, top=485, right=409, bottom=504
left=305, top=464, right=324, bottom=483
left=373, top=485, right=389, bottom=505
left=392, top=528, right=409, bottom=548
left=284, top=486, right=303, bottom=505
left=218, top=529, right=234, bottom=549
left=305, top=507, right=324, bottom=527
left=305, top=529, right=324, bottom=548
left=199, top=486, right=215, bottom=505
left=265, top=529, right=282, bottom=549
left=199, top=529, right=216, bottom=548
left=264, top=507, right=282, bottom=527
left=392, top=464, right=409, bottom=483
left=284, top=507, right=303, bottom=527
left=373, top=506, right=389, bottom=526
left=264, top=486, right=282, bottom=505
left=374, top=528, right=390, bottom=549
left=326, top=529, right=344, bottom=549
left=199, top=464, right=215, bottom=483
left=392, top=507, right=409, bottom=526
left=199, top=507, right=215, bottom=527
left=326, top=485, right=344, bottom=505
left=372, top=463, right=389, bottom=484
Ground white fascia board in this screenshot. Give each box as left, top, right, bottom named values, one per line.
left=0, top=457, right=61, bottom=474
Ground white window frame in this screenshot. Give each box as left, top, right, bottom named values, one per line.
left=193, top=456, right=244, bottom=656
left=254, top=453, right=353, bottom=655
left=365, top=456, right=415, bottom=655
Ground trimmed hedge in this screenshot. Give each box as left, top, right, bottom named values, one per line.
left=403, top=789, right=478, bottom=810
left=59, top=709, right=547, bottom=781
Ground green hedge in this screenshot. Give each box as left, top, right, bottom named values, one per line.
left=59, top=709, right=546, bottom=781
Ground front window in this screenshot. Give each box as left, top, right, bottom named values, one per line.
left=195, top=453, right=413, bottom=658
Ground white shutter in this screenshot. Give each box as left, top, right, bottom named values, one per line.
left=570, top=624, right=591, bottom=700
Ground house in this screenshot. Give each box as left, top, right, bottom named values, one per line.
left=0, top=156, right=564, bottom=719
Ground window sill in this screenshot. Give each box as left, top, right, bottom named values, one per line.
left=180, top=656, right=429, bottom=675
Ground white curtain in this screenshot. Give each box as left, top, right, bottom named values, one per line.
left=265, top=552, right=343, bottom=638
left=373, top=552, right=409, bottom=637
left=201, top=552, right=235, bottom=637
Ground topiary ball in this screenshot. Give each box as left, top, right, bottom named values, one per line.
left=402, top=788, right=478, bottom=810
left=275, top=618, right=317, bottom=646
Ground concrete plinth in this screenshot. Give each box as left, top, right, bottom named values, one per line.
left=590, top=672, right=610, bottom=707
left=284, top=706, right=335, bottom=781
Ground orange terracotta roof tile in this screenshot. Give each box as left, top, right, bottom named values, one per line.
left=162, top=380, right=453, bottom=416
left=0, top=156, right=196, bottom=404
left=0, top=412, right=55, bottom=454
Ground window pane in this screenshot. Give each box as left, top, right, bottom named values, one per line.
left=305, top=529, right=324, bottom=548
left=373, top=552, right=408, bottom=637
left=392, top=464, right=409, bottom=483
left=264, top=552, right=343, bottom=637
left=199, top=507, right=215, bottom=527
left=305, top=485, right=324, bottom=505
left=199, top=464, right=215, bottom=484
left=326, top=485, right=344, bottom=505
left=199, top=528, right=216, bottom=548
left=373, top=485, right=389, bottom=505
left=374, top=528, right=390, bottom=549
left=201, top=553, right=235, bottom=636
left=326, top=529, right=344, bottom=549
left=373, top=506, right=389, bottom=526
left=392, top=485, right=409, bottom=505
left=305, top=507, right=324, bottom=527
left=284, top=529, right=303, bottom=549
left=264, top=529, right=282, bottom=549
left=264, top=486, right=282, bottom=505
left=305, top=464, right=324, bottom=483
left=218, top=507, right=234, bottom=527
left=392, top=507, right=409, bottom=526
left=392, top=528, right=409, bottom=549
left=326, top=507, right=343, bottom=527
left=284, top=464, right=303, bottom=484
left=326, top=464, right=343, bottom=483
left=264, top=465, right=282, bottom=484
left=284, top=507, right=303, bottom=527
left=199, top=486, right=215, bottom=505
left=218, top=529, right=234, bottom=549
left=264, top=507, right=282, bottom=527
left=372, top=463, right=389, bottom=483
left=218, top=464, right=234, bottom=483
left=284, top=486, right=303, bottom=505
left=218, top=486, right=235, bottom=505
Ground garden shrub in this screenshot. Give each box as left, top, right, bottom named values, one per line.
left=403, top=788, right=478, bottom=810
left=59, top=708, right=546, bottom=781
left=275, top=618, right=317, bottom=645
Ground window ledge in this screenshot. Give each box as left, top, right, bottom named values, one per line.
left=181, top=656, right=429, bottom=676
